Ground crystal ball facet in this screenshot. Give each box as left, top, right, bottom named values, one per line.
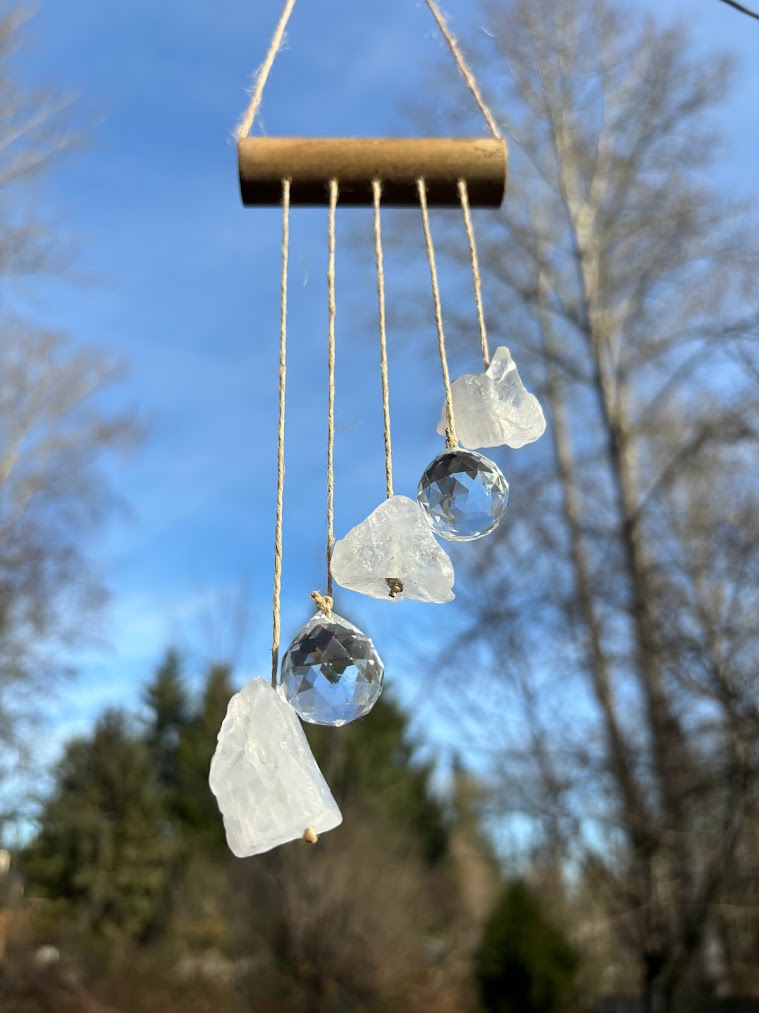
left=280, top=611, right=384, bottom=726
left=417, top=448, right=509, bottom=541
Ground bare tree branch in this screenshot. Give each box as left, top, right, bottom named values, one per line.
left=718, top=0, right=759, bottom=21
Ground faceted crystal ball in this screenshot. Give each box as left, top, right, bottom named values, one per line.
left=418, top=448, right=509, bottom=541
left=280, top=611, right=384, bottom=726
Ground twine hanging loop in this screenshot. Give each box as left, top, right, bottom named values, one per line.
left=311, top=591, right=334, bottom=618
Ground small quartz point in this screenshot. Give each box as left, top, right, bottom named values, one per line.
left=437, top=346, right=546, bottom=450
left=209, top=677, right=342, bottom=858
left=332, top=495, right=455, bottom=603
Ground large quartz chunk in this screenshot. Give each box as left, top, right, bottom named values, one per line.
left=209, top=677, right=342, bottom=857
left=437, top=346, right=546, bottom=450
left=331, top=495, right=455, bottom=603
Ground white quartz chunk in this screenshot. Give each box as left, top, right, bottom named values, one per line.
left=437, top=346, right=546, bottom=450
left=331, top=495, right=454, bottom=603
left=209, top=677, right=342, bottom=857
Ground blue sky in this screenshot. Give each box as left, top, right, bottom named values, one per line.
left=8, top=0, right=759, bottom=765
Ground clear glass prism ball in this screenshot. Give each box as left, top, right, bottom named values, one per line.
left=418, top=448, right=509, bottom=541
left=280, top=611, right=384, bottom=726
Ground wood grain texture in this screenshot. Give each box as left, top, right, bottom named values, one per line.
left=238, top=137, right=508, bottom=207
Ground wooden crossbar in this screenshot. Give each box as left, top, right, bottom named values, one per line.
left=238, top=137, right=507, bottom=207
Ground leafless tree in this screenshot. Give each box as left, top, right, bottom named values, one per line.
left=0, top=9, right=135, bottom=822
left=399, top=0, right=759, bottom=1007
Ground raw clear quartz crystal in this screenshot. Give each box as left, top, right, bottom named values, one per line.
left=437, top=346, right=546, bottom=450
left=331, top=495, right=454, bottom=603
left=418, top=448, right=509, bottom=541
left=209, top=677, right=342, bottom=858
left=280, top=611, right=384, bottom=726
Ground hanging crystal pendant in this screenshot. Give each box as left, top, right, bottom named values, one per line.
left=437, top=346, right=546, bottom=450
left=418, top=448, right=508, bottom=541
left=280, top=611, right=384, bottom=726
left=331, top=495, right=455, bottom=603
left=209, top=678, right=342, bottom=857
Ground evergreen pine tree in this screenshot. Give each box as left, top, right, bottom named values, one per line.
left=476, top=879, right=580, bottom=1013
left=24, top=710, right=176, bottom=941
left=143, top=647, right=188, bottom=791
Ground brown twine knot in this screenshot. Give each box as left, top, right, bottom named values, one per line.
left=302, top=827, right=318, bottom=845
left=385, top=578, right=404, bottom=598
left=311, top=591, right=333, bottom=618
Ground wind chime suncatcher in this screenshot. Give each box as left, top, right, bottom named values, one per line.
left=209, top=0, right=547, bottom=858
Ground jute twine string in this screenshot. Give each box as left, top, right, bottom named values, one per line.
left=417, top=178, right=458, bottom=449
left=421, top=1, right=501, bottom=374
left=270, top=178, right=291, bottom=687
left=458, top=179, right=490, bottom=369
left=325, top=179, right=338, bottom=600
left=236, top=0, right=298, bottom=139
left=309, top=182, right=339, bottom=621
left=372, top=180, right=394, bottom=499
left=236, top=0, right=502, bottom=144
left=422, top=0, right=502, bottom=141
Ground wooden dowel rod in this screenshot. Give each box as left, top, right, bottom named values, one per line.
left=238, top=137, right=507, bottom=208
